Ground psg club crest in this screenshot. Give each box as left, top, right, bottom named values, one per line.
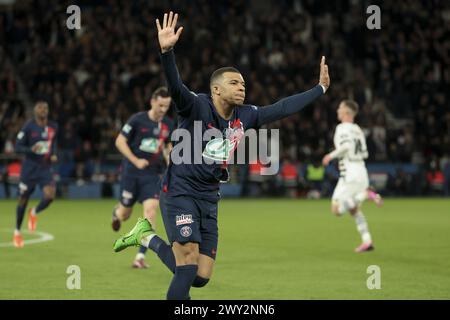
left=180, top=226, right=192, bottom=237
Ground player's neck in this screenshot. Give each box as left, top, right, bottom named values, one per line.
left=212, top=96, right=234, bottom=120
left=148, top=110, right=161, bottom=123
left=341, top=117, right=354, bottom=124
left=35, top=117, right=48, bottom=127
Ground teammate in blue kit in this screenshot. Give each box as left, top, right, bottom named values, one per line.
left=114, top=12, right=330, bottom=299
left=13, top=100, right=58, bottom=248
left=111, top=87, right=174, bottom=268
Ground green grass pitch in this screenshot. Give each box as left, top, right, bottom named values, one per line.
left=0, top=198, right=449, bottom=299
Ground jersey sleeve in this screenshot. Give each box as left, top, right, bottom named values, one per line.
left=14, top=122, right=32, bottom=154
left=120, top=114, right=139, bottom=140
left=334, top=125, right=351, bottom=146
left=160, top=50, right=199, bottom=118
left=255, top=85, right=324, bottom=127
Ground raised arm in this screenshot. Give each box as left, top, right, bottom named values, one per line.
left=156, top=12, right=197, bottom=117
left=256, top=56, right=330, bottom=127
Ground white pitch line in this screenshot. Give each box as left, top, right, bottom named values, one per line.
left=0, top=229, right=55, bottom=247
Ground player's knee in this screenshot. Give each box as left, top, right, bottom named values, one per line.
left=143, top=208, right=156, bottom=220
left=44, top=189, right=56, bottom=200
left=174, top=242, right=199, bottom=264
left=192, top=276, right=209, bottom=288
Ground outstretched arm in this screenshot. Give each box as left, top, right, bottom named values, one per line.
left=256, top=56, right=330, bottom=127
left=156, top=12, right=197, bottom=117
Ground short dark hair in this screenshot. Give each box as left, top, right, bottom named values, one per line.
left=342, top=99, right=359, bottom=115
left=34, top=99, right=49, bottom=107
left=210, top=67, right=240, bottom=86
left=151, top=86, right=170, bottom=100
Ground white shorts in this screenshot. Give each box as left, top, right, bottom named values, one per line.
left=332, top=175, right=369, bottom=203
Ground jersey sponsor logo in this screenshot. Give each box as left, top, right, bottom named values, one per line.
left=180, top=226, right=192, bottom=237
left=140, top=128, right=149, bottom=133
left=202, top=119, right=244, bottom=162
left=202, top=138, right=236, bottom=161
left=33, top=141, right=50, bottom=155
left=122, top=124, right=132, bottom=134
left=176, top=214, right=193, bottom=226
left=139, top=138, right=159, bottom=153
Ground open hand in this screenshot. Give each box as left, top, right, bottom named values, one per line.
left=319, top=56, right=330, bottom=92
left=156, top=11, right=183, bottom=53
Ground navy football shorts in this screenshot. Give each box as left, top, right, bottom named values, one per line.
left=18, top=163, right=54, bottom=197
left=160, top=192, right=218, bottom=260
left=119, top=174, right=161, bottom=207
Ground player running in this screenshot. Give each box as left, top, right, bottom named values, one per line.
left=113, top=11, right=330, bottom=299
left=111, top=87, right=173, bottom=268
left=322, top=99, right=383, bottom=253
left=13, top=100, right=58, bottom=248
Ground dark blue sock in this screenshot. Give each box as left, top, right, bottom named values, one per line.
left=16, top=204, right=27, bottom=230
left=148, top=235, right=175, bottom=273
left=192, top=276, right=209, bottom=288
left=138, top=245, right=147, bottom=254
left=166, top=265, right=198, bottom=300
left=35, top=198, right=53, bottom=214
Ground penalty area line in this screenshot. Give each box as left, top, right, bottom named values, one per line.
left=0, top=229, right=55, bottom=247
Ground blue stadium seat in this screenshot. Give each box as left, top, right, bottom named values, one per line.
left=68, top=183, right=102, bottom=199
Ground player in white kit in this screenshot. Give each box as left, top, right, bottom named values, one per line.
left=322, top=100, right=382, bottom=253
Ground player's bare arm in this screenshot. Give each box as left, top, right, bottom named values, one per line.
left=156, top=11, right=183, bottom=53
left=115, top=134, right=149, bottom=170
left=163, top=142, right=173, bottom=166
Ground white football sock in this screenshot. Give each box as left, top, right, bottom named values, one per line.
left=354, top=211, right=372, bottom=243
left=135, top=253, right=145, bottom=260
left=140, top=233, right=156, bottom=247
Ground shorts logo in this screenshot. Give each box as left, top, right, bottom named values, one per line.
left=180, top=226, right=192, bottom=237
left=122, top=190, right=133, bottom=199
left=19, top=182, right=28, bottom=194
left=176, top=214, right=193, bottom=226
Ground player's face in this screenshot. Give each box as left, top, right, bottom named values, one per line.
left=337, top=102, right=348, bottom=122
left=150, top=96, right=171, bottom=119
left=34, top=102, right=49, bottom=119
left=220, top=72, right=246, bottom=105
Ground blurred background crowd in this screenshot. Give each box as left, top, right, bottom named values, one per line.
left=1, top=0, right=449, bottom=198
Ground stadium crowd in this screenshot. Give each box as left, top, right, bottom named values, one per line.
left=1, top=0, right=449, bottom=196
